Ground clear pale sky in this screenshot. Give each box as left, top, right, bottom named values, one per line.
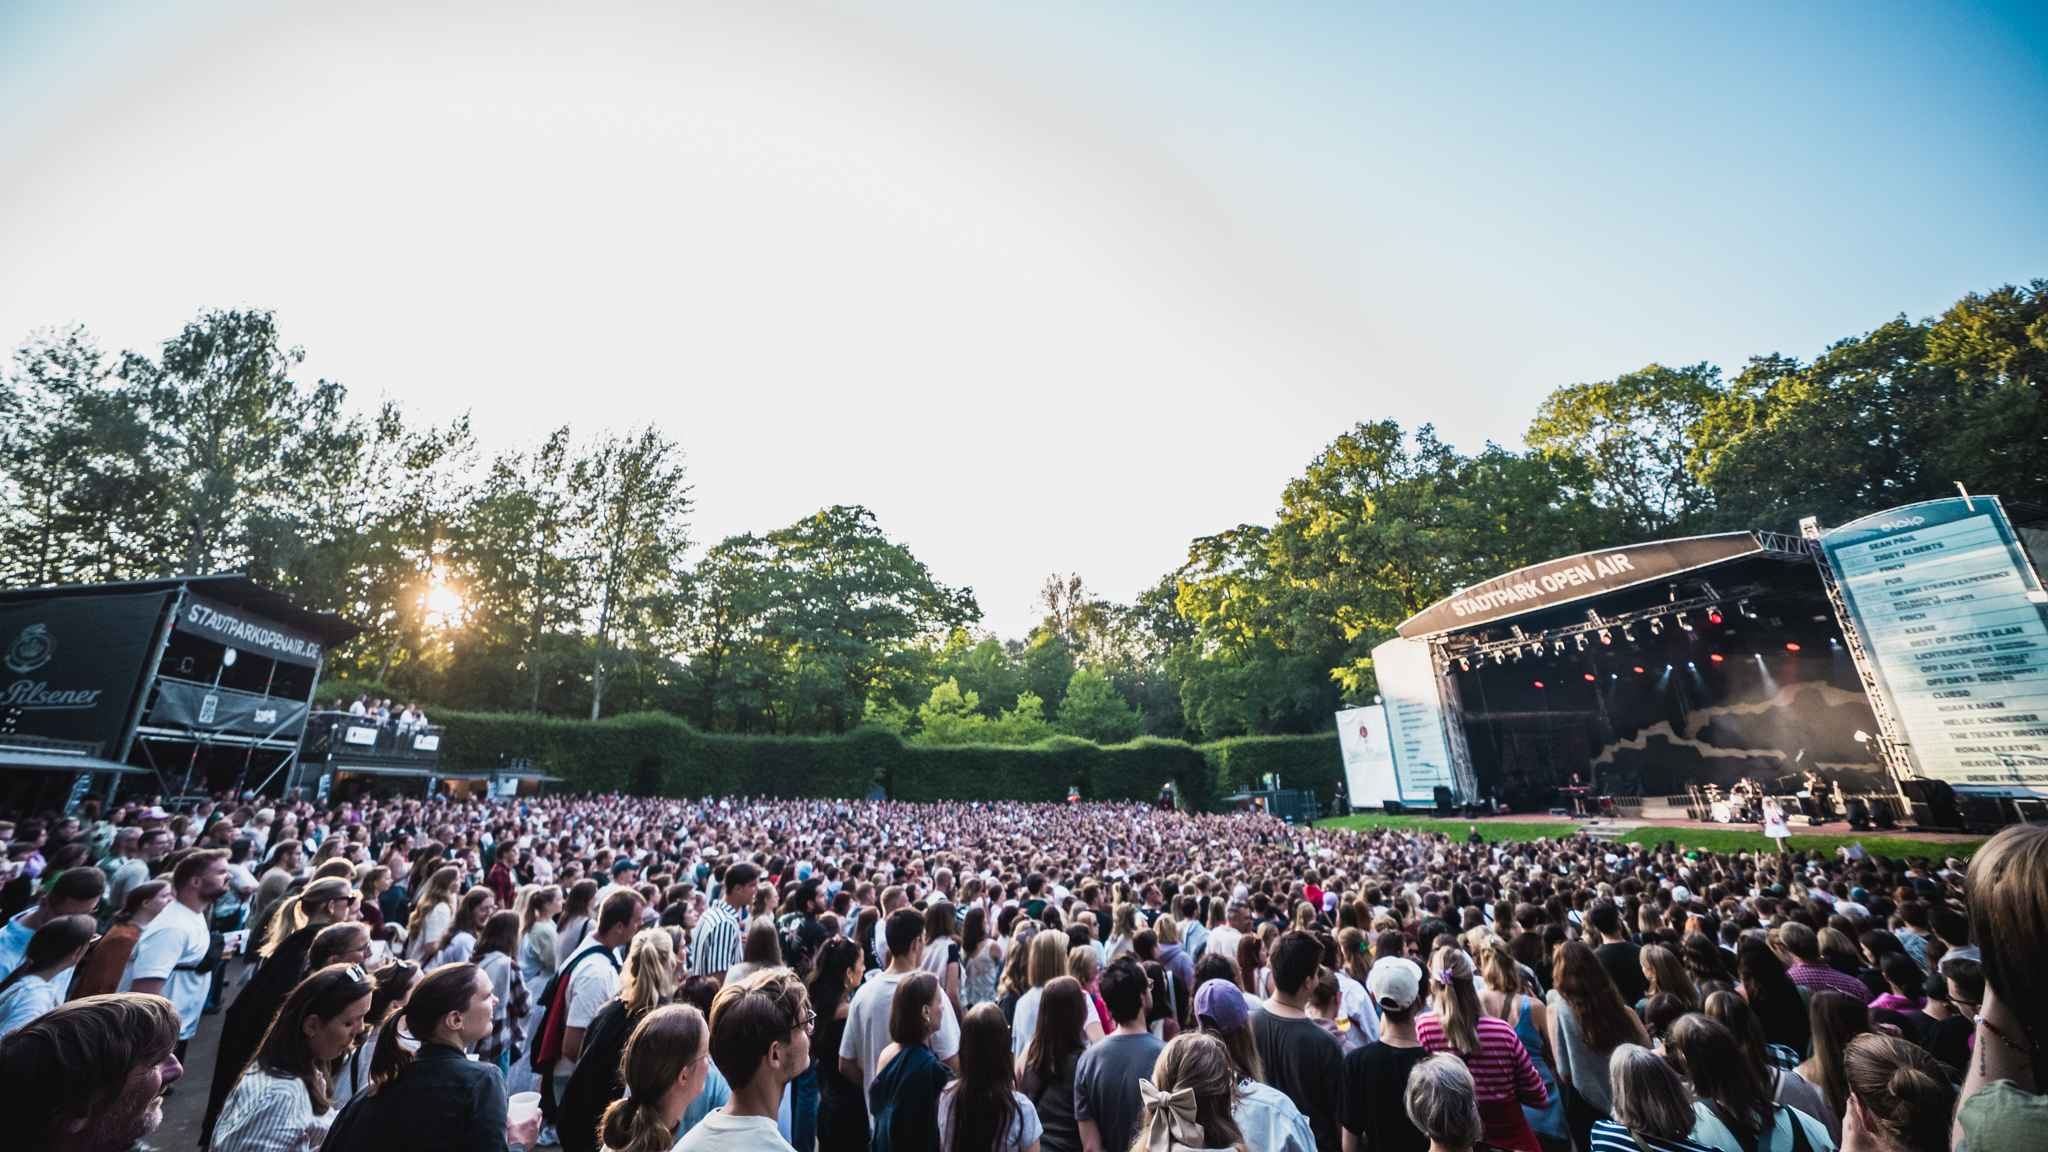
left=3, top=3, right=2043, bottom=637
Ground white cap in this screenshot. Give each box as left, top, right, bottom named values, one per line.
left=1366, top=956, right=1424, bottom=1012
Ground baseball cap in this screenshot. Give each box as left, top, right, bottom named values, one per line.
left=1366, top=956, right=1424, bottom=1012
left=611, top=858, right=639, bottom=876
left=1193, top=979, right=1251, bottom=1033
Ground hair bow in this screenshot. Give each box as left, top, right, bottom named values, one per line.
left=1439, top=968, right=1458, bottom=985
left=1136, top=1079, right=1205, bottom=1152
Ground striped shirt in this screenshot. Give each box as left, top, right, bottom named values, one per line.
left=690, top=899, right=745, bottom=976
left=1589, top=1119, right=1716, bottom=1152
left=1415, top=1013, right=1548, bottom=1106
left=212, top=1067, right=330, bottom=1152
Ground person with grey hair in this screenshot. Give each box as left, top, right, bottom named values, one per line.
left=1405, top=1054, right=1483, bottom=1152
left=1589, top=1045, right=1716, bottom=1152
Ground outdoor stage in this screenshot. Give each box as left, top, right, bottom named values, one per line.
left=1345, top=498, right=2048, bottom=837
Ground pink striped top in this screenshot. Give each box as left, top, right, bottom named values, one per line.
left=1415, top=1013, right=1549, bottom=1106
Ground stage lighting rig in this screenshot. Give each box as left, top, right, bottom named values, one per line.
left=1677, top=612, right=1694, bottom=631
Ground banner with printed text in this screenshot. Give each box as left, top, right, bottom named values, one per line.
left=1821, top=496, right=2048, bottom=794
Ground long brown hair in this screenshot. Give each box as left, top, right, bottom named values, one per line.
left=1669, top=1014, right=1773, bottom=1152
left=1551, top=941, right=1649, bottom=1051
left=947, top=1003, right=1021, bottom=1152
left=1021, top=977, right=1089, bottom=1093
left=1803, top=990, right=1870, bottom=1121
left=1640, top=944, right=1698, bottom=1008
left=1968, top=823, right=2048, bottom=1058
left=403, top=865, right=462, bottom=945
left=248, top=963, right=374, bottom=1114
left=600, top=1004, right=707, bottom=1152
left=1430, top=946, right=1484, bottom=1057
left=432, top=886, right=494, bottom=958
left=368, top=963, right=480, bottom=1091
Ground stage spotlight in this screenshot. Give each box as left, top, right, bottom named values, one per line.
left=1677, top=612, right=1694, bottom=631
left=1828, top=638, right=1841, bottom=648
left=1707, top=609, right=1723, bottom=625
left=1458, top=657, right=1471, bottom=671
left=1622, top=624, right=1635, bottom=642
left=1610, top=672, right=1619, bottom=680
left=1532, top=679, right=1545, bottom=689
left=1598, top=629, right=1612, bottom=645
left=1582, top=673, right=1597, bottom=682
left=1649, top=618, right=1663, bottom=636
left=1687, top=661, right=1696, bottom=668
left=1492, top=651, right=1505, bottom=665
left=1709, top=653, right=1724, bottom=663
left=1785, top=642, right=1802, bottom=652
left=1553, top=639, right=1565, bottom=655
left=1739, top=600, right=1757, bottom=619
left=1632, top=665, right=1645, bottom=674
left=1510, top=648, right=1521, bottom=662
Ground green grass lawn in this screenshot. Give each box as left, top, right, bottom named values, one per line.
left=1312, top=812, right=1985, bottom=858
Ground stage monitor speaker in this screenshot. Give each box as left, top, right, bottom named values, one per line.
left=1383, top=801, right=1406, bottom=815
left=1434, top=786, right=1455, bottom=816
left=1844, top=796, right=1870, bottom=830
left=1898, top=778, right=1964, bottom=830
left=1871, top=797, right=1898, bottom=830
left=1960, top=794, right=2007, bottom=833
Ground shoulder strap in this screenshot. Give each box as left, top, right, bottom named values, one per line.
left=1781, top=1106, right=1813, bottom=1152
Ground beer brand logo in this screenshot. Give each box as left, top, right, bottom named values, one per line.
left=5, top=624, right=53, bottom=675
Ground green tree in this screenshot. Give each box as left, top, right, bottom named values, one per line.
left=457, top=427, right=586, bottom=712
left=572, top=427, right=693, bottom=720
left=1527, top=363, right=1721, bottom=537
left=1056, top=667, right=1141, bottom=743
left=913, top=678, right=989, bottom=745
left=120, top=309, right=345, bottom=574
left=757, top=506, right=979, bottom=732
left=990, top=690, right=1056, bottom=744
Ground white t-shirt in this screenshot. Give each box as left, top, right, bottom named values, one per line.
left=123, top=901, right=211, bottom=1039
left=1010, top=986, right=1044, bottom=1056
left=1205, top=925, right=1243, bottom=963
left=556, top=943, right=621, bottom=1077
left=674, top=1109, right=798, bottom=1152
left=840, top=967, right=961, bottom=1097
left=407, top=903, right=453, bottom=962
left=938, top=1087, right=1042, bottom=1152
left=0, top=973, right=64, bottom=1038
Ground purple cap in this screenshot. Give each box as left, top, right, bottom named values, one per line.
left=1193, top=979, right=1251, bottom=1033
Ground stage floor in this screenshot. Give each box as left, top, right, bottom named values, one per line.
left=1470, top=809, right=1988, bottom=845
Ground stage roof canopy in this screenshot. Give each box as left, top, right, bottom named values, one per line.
left=1397, top=532, right=1780, bottom=639
left=0, top=573, right=360, bottom=648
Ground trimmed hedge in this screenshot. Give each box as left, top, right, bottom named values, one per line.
left=1202, top=734, right=1344, bottom=807
left=436, top=712, right=1255, bottom=810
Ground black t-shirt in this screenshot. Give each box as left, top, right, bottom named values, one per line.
left=1597, top=940, right=1647, bottom=1006
left=1342, top=1042, right=1428, bottom=1152
left=1252, top=1008, right=1346, bottom=1152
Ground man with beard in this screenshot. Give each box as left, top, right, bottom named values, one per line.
left=122, top=849, right=230, bottom=1059
left=0, top=992, right=184, bottom=1152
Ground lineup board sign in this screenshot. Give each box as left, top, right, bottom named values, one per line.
left=1370, top=636, right=1460, bottom=802
left=1822, top=497, right=2048, bottom=793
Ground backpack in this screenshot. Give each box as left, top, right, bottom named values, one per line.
left=529, top=943, right=620, bottom=1072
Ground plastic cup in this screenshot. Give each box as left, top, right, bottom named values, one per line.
left=508, top=1091, right=542, bottom=1127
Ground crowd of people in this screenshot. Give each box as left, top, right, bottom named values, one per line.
left=0, top=792, right=2039, bottom=1152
